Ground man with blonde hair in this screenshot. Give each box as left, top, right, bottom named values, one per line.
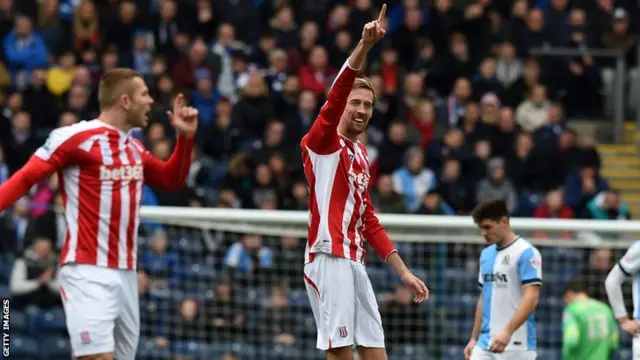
left=0, top=68, right=198, bottom=360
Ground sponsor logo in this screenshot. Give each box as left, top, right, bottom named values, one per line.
left=348, top=170, right=370, bottom=192
left=483, top=272, right=509, bottom=288
left=100, top=165, right=143, bottom=181
left=338, top=326, right=348, bottom=338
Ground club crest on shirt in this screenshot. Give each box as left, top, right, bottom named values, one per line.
left=502, top=255, right=510, bottom=265
left=338, top=326, right=348, bottom=338
left=80, top=330, right=91, bottom=345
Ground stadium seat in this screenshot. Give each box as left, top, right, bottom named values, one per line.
left=172, top=340, right=216, bottom=358
left=37, top=334, right=71, bottom=360
left=387, top=344, right=430, bottom=360
left=136, top=337, right=171, bottom=360
left=289, top=290, right=310, bottom=310
left=0, top=258, right=14, bottom=284
left=11, top=309, right=29, bottom=334
left=537, top=348, right=561, bottom=360
left=31, top=307, right=66, bottom=335
left=10, top=334, right=39, bottom=358
left=179, top=263, right=217, bottom=284
left=266, top=342, right=303, bottom=360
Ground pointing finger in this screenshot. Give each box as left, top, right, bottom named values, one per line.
left=378, top=3, right=387, bottom=22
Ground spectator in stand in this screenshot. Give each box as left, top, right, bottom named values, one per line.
left=476, top=157, right=518, bottom=213
left=224, top=234, right=272, bottom=280
left=209, top=281, right=246, bottom=340
left=9, top=236, right=61, bottom=310
left=138, top=270, right=170, bottom=345
left=381, top=283, right=428, bottom=345
left=439, top=157, right=475, bottom=214
left=140, top=230, right=181, bottom=290
left=515, top=84, right=550, bottom=133
left=533, top=188, right=575, bottom=239
left=299, top=45, right=335, bottom=99
left=2, top=15, right=48, bottom=90
left=587, top=189, right=631, bottom=220
left=258, top=287, right=300, bottom=346
left=373, top=174, right=406, bottom=214
left=392, top=147, right=437, bottom=212
left=171, top=298, right=211, bottom=344
left=416, top=189, right=455, bottom=215
left=564, top=163, right=609, bottom=217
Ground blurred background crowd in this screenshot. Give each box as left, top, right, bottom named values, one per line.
left=0, top=0, right=638, bottom=359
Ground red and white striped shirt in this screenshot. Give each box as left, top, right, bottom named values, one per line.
left=0, top=119, right=194, bottom=270
left=301, top=60, right=396, bottom=264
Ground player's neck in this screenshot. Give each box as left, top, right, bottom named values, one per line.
left=98, top=109, right=133, bottom=134
left=573, top=293, right=589, bottom=302
left=496, top=232, right=518, bottom=249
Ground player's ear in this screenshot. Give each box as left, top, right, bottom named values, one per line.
left=119, top=94, right=131, bottom=110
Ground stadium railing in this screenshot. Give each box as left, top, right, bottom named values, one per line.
left=8, top=207, right=639, bottom=360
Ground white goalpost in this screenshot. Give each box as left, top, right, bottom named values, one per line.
left=134, top=206, right=639, bottom=360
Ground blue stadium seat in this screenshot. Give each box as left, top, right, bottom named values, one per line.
left=179, top=263, right=217, bottom=283
left=388, top=344, right=430, bottom=360
left=366, top=266, right=391, bottom=292
left=266, top=342, right=302, bottom=360
left=0, top=258, right=14, bottom=284
left=172, top=340, right=216, bottom=358
left=537, top=348, right=560, bottom=360
left=136, top=337, right=171, bottom=360
left=616, top=348, right=633, bottom=360
left=10, top=334, right=39, bottom=358
left=31, top=307, right=66, bottom=335
left=444, top=345, right=465, bottom=360
left=37, top=334, right=71, bottom=360
left=11, top=309, right=29, bottom=334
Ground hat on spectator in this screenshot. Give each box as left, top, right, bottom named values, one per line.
left=194, top=68, right=212, bottom=82
left=481, top=92, right=501, bottom=107
left=488, top=157, right=505, bottom=172
left=613, top=8, right=628, bottom=22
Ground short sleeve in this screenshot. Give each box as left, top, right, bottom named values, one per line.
left=34, top=126, right=83, bottom=169
left=619, top=242, right=640, bottom=276
left=477, top=266, right=483, bottom=289
left=517, top=247, right=542, bottom=286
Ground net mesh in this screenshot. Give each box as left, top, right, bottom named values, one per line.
left=4, top=216, right=637, bottom=360
left=133, top=220, right=637, bottom=360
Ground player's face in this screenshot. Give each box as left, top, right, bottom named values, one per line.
left=341, top=88, right=374, bottom=136
left=563, top=291, right=575, bottom=305
left=126, top=77, right=154, bottom=128
left=477, top=218, right=508, bottom=244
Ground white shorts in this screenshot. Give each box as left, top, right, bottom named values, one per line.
left=59, top=263, right=139, bottom=359
left=470, top=347, right=537, bottom=360
left=633, top=336, right=640, bottom=358
left=303, top=253, right=385, bottom=350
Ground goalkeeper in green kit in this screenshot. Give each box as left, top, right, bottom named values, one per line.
left=562, top=277, right=619, bottom=360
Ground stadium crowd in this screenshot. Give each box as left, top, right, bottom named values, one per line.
left=0, top=0, right=638, bottom=359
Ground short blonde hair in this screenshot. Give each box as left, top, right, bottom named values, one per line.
left=98, top=68, right=142, bottom=109
left=353, top=76, right=377, bottom=105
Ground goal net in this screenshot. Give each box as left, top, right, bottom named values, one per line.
left=130, top=207, right=640, bottom=360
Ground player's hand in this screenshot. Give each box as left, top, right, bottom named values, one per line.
left=620, top=318, right=640, bottom=336
left=361, top=4, right=387, bottom=45
left=39, top=267, right=54, bottom=284
left=489, top=330, right=511, bottom=353
left=167, top=93, right=198, bottom=138
left=400, top=272, right=429, bottom=303
left=464, top=338, right=477, bottom=359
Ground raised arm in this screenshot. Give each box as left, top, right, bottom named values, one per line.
left=143, top=94, right=198, bottom=191
left=303, top=4, right=387, bottom=155
left=142, top=135, right=194, bottom=191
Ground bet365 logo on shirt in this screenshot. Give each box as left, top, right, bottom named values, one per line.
left=100, top=165, right=143, bottom=181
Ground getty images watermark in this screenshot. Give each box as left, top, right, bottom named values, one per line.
left=2, top=299, right=8, bottom=357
